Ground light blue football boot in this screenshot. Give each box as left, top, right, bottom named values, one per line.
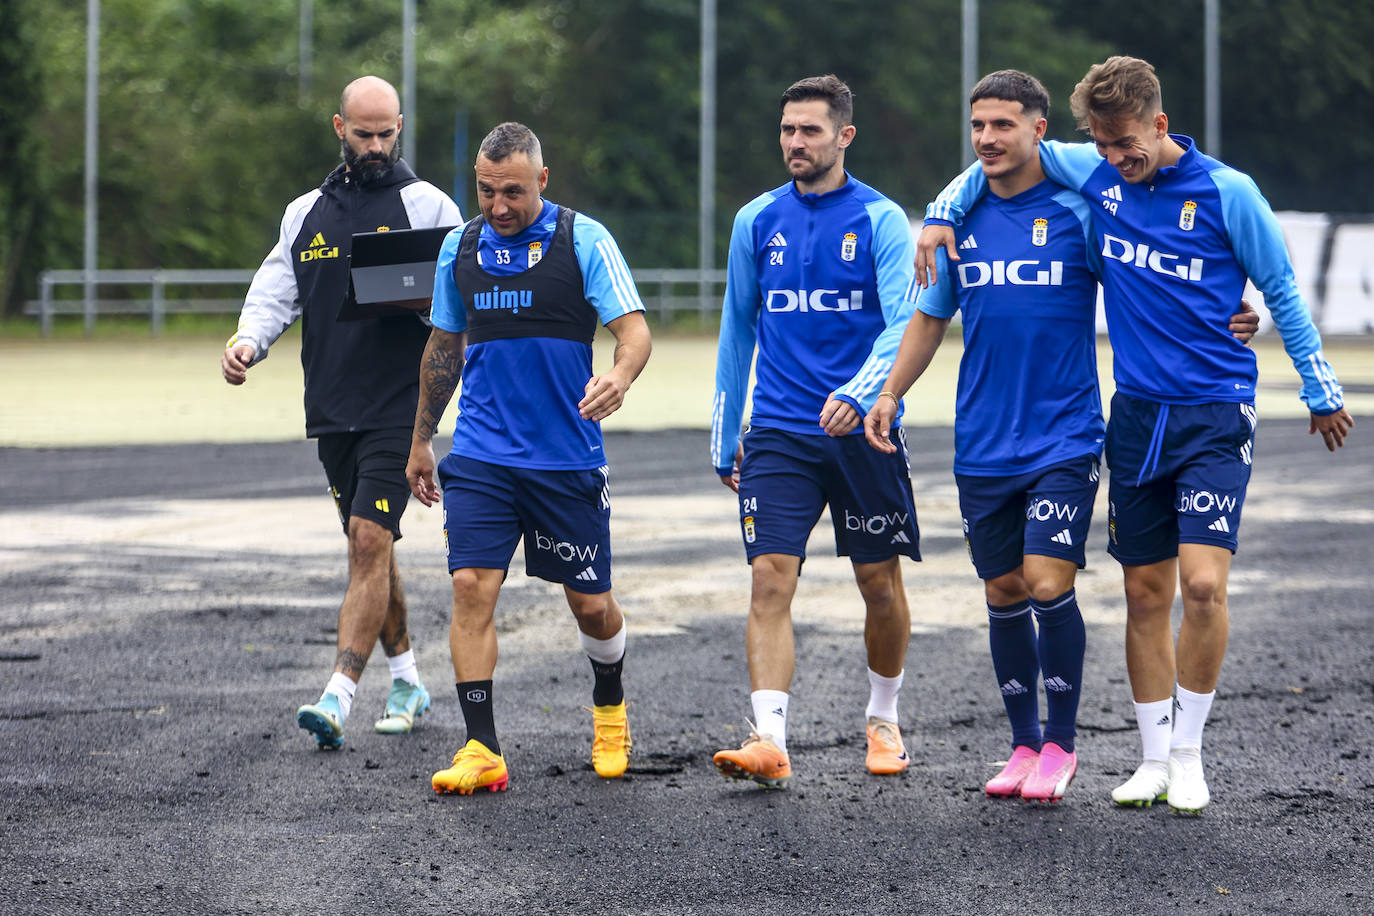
left=374, top=679, right=431, bottom=734
left=296, top=692, right=345, bottom=750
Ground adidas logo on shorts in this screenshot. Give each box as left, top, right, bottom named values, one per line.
left=575, top=567, right=597, bottom=582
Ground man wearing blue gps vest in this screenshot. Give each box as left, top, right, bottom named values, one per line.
left=406, top=122, right=652, bottom=795
left=711, top=75, right=920, bottom=788
left=917, top=56, right=1352, bottom=813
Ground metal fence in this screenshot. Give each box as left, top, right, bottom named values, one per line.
left=27, top=267, right=729, bottom=336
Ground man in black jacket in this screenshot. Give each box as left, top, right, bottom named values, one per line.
left=221, top=75, right=461, bottom=750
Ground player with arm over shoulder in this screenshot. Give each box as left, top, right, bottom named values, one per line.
left=406, top=122, right=651, bottom=795
left=868, top=70, right=1103, bottom=803
left=916, top=56, right=1352, bottom=814
left=710, top=75, right=920, bottom=789
left=221, top=76, right=461, bottom=752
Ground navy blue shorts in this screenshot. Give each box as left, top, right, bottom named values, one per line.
left=316, top=427, right=413, bottom=539
left=956, top=454, right=1100, bottom=579
left=438, top=453, right=613, bottom=594
left=1105, top=393, right=1256, bottom=565
left=736, top=427, right=920, bottom=564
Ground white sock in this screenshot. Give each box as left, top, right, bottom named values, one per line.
left=751, top=689, right=790, bottom=753
left=325, top=672, right=358, bottom=721
left=1171, top=685, right=1215, bottom=754
left=1133, top=698, right=1173, bottom=763
left=387, top=649, right=420, bottom=687
left=578, top=621, right=627, bottom=664
left=865, top=668, right=903, bottom=723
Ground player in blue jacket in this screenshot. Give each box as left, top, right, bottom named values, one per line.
left=711, top=75, right=921, bottom=788
left=406, top=123, right=652, bottom=795
left=917, top=56, right=1353, bottom=813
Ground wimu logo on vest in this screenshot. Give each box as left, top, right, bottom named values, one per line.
left=473, top=286, right=534, bottom=314
left=1101, top=235, right=1204, bottom=281
left=765, top=289, right=864, bottom=312
left=957, top=260, right=1064, bottom=288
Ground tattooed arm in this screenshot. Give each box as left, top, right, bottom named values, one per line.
left=406, top=327, right=466, bottom=507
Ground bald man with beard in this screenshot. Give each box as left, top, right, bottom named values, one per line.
left=222, top=76, right=462, bottom=752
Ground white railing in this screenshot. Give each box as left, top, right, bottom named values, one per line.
left=26, top=267, right=728, bottom=336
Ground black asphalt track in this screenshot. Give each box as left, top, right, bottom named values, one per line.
left=1, top=424, right=1371, bottom=914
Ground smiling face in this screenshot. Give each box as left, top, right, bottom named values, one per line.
left=779, top=99, right=854, bottom=193
left=474, top=151, right=548, bottom=236
left=970, top=97, right=1046, bottom=196
left=1088, top=112, right=1171, bottom=184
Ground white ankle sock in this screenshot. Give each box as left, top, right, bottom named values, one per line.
left=387, top=649, right=419, bottom=687
left=751, top=689, right=789, bottom=753
left=1171, top=685, right=1215, bottom=753
left=1133, top=698, right=1173, bottom=763
left=326, top=672, right=358, bottom=720
left=865, top=668, right=903, bottom=723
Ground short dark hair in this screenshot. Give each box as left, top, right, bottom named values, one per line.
left=1069, top=56, right=1162, bottom=130
left=780, top=74, right=853, bottom=128
left=477, top=121, right=543, bottom=166
left=969, top=70, right=1050, bottom=120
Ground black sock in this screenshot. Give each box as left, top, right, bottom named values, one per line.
left=456, top=680, right=499, bottom=755
left=589, top=654, right=625, bottom=707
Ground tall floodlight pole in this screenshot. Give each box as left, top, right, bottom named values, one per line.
left=403, top=0, right=417, bottom=172
left=83, top=0, right=99, bottom=335
left=960, top=0, right=978, bottom=169
left=299, top=0, right=313, bottom=103
left=699, top=0, right=717, bottom=314
left=1205, top=0, right=1220, bottom=157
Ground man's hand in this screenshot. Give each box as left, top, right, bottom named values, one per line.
left=406, top=438, right=441, bottom=507
left=819, top=397, right=861, bottom=437
left=914, top=225, right=958, bottom=289
left=864, top=397, right=899, bottom=454
left=1230, top=299, right=1260, bottom=343
left=579, top=372, right=630, bottom=422
left=220, top=343, right=256, bottom=385
left=719, top=443, right=743, bottom=493
left=1310, top=408, right=1354, bottom=452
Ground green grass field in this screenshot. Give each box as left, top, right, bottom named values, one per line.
left=2, top=328, right=1370, bottom=447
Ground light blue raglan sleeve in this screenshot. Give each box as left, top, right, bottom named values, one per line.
left=924, top=160, right=986, bottom=226
left=832, top=200, right=917, bottom=414
left=429, top=228, right=467, bottom=334
left=911, top=249, right=957, bottom=318
left=1214, top=168, right=1344, bottom=413
left=1035, top=141, right=1104, bottom=197
left=572, top=214, right=647, bottom=323
left=1052, top=186, right=1105, bottom=280
left=711, top=199, right=768, bottom=475
left=924, top=142, right=1102, bottom=226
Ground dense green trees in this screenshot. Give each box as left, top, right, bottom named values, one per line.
left=4, top=0, right=1371, bottom=314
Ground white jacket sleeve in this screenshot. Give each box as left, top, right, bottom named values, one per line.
left=226, top=190, right=319, bottom=363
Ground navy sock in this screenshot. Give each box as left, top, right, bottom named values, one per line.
left=589, top=654, right=625, bottom=707
left=456, top=680, right=499, bottom=755
left=987, top=600, right=1042, bottom=751
left=1032, top=589, right=1086, bottom=753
